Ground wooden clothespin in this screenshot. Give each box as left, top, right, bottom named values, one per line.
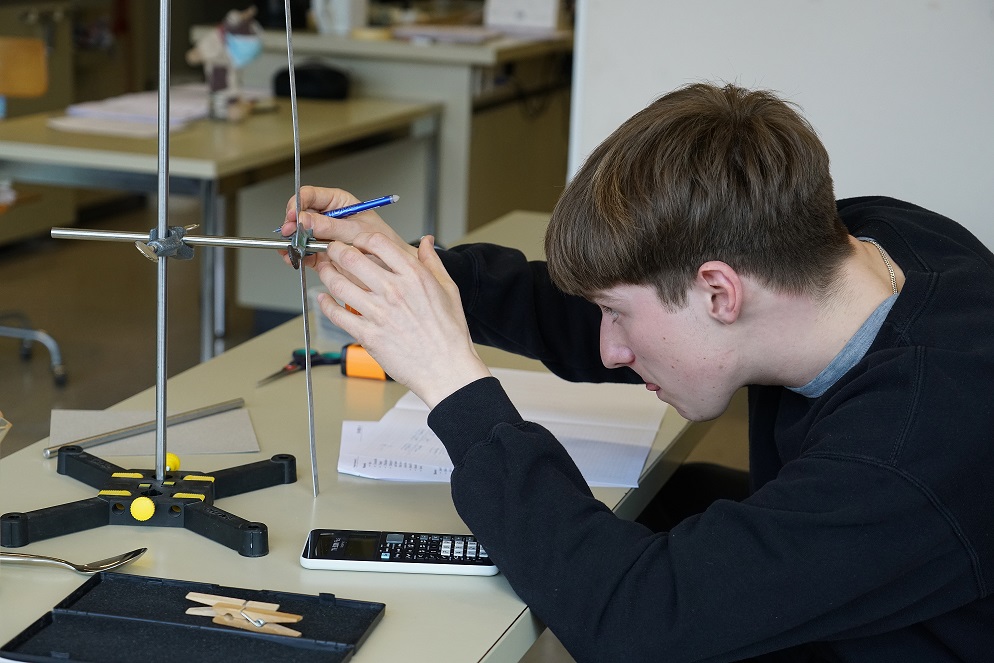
left=185, top=591, right=303, bottom=638
left=209, top=602, right=302, bottom=624
left=213, top=612, right=302, bottom=638
left=186, top=591, right=280, bottom=612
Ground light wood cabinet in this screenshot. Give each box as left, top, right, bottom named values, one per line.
left=0, top=1, right=75, bottom=246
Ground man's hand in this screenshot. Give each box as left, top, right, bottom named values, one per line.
left=279, top=186, right=415, bottom=269
left=315, top=233, right=490, bottom=408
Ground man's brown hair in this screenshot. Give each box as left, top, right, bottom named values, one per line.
left=546, top=83, right=853, bottom=307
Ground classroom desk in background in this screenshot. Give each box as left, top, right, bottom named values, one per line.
left=0, top=211, right=706, bottom=662
left=222, top=27, right=574, bottom=316
left=0, top=96, right=441, bottom=361
left=225, top=28, right=574, bottom=244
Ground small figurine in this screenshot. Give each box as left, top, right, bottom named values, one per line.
left=186, top=7, right=263, bottom=121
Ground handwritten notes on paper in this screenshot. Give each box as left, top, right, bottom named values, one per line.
left=338, top=368, right=668, bottom=487
left=340, top=420, right=455, bottom=482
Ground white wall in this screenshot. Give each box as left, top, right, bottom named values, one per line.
left=570, top=0, right=994, bottom=248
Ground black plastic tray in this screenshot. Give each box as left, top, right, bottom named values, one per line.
left=0, top=572, right=385, bottom=663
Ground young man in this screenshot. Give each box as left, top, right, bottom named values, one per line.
left=283, top=83, right=994, bottom=661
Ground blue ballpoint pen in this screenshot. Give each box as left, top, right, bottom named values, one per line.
left=275, top=194, right=399, bottom=233
left=322, top=194, right=399, bottom=218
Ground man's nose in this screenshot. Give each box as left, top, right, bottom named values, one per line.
left=600, top=328, right=634, bottom=369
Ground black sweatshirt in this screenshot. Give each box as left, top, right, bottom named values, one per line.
left=429, top=197, right=994, bottom=662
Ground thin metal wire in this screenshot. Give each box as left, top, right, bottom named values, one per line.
left=283, top=1, right=320, bottom=497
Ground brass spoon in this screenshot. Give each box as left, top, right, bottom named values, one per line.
left=0, top=547, right=147, bottom=574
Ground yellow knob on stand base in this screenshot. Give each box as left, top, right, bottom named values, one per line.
left=130, top=496, right=155, bottom=522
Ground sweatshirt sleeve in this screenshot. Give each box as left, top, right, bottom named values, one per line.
left=438, top=243, right=640, bottom=384
left=428, top=378, right=980, bottom=663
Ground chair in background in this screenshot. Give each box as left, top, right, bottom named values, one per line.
left=0, top=36, right=67, bottom=386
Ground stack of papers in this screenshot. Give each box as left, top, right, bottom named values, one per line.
left=64, top=85, right=211, bottom=126
left=339, top=368, right=667, bottom=487
left=46, top=84, right=272, bottom=138
left=392, top=24, right=503, bottom=44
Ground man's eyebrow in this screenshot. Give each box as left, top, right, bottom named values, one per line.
left=591, top=292, right=623, bottom=305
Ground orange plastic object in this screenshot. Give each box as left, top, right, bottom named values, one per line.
left=341, top=344, right=391, bottom=381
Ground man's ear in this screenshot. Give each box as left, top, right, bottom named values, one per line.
left=698, top=261, right=742, bottom=324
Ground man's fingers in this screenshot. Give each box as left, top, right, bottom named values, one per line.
left=349, top=231, right=423, bottom=277
left=286, top=186, right=358, bottom=216
left=308, top=187, right=361, bottom=216
left=417, top=235, right=447, bottom=279
left=316, top=257, right=372, bottom=319
left=283, top=187, right=362, bottom=235
left=327, top=238, right=389, bottom=291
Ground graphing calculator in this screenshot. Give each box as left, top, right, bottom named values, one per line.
left=300, top=529, right=499, bottom=575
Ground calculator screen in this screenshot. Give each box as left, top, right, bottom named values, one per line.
left=343, top=533, right=379, bottom=559
left=314, top=531, right=379, bottom=560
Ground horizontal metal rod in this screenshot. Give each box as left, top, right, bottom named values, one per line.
left=42, top=397, right=246, bottom=459
left=51, top=227, right=330, bottom=253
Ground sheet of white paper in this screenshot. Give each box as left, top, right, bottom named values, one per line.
left=339, top=421, right=452, bottom=482
left=339, top=412, right=654, bottom=487
left=339, top=368, right=667, bottom=487
left=47, top=115, right=189, bottom=138
left=48, top=409, right=259, bottom=456
left=543, top=421, right=661, bottom=488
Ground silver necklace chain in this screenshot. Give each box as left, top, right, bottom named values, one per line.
left=860, top=238, right=898, bottom=295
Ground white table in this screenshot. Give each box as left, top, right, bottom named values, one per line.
left=0, top=211, right=704, bottom=661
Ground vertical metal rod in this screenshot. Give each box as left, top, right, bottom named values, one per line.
left=284, top=0, right=319, bottom=497
left=198, top=180, right=215, bottom=362
left=213, top=194, right=227, bottom=356
left=155, top=0, right=171, bottom=482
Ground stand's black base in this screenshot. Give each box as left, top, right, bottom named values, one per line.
left=0, top=446, right=296, bottom=557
